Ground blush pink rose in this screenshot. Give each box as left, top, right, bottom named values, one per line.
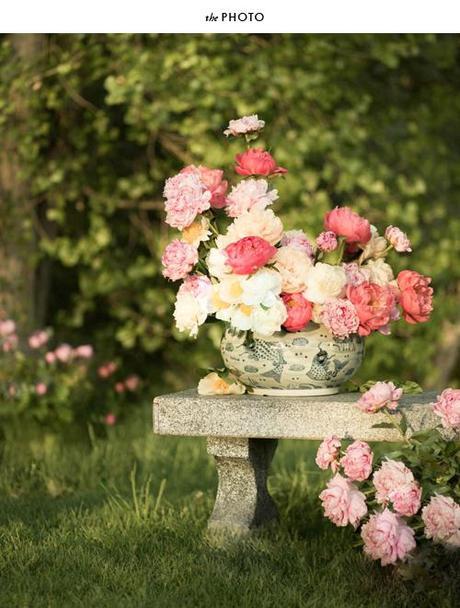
left=340, top=440, right=373, bottom=482
left=54, top=343, right=73, bottom=363
left=347, top=282, right=396, bottom=336
left=361, top=508, right=416, bottom=566
left=281, top=292, right=313, bottom=332
left=432, top=388, right=460, bottom=430
left=28, top=330, right=49, bottom=349
left=0, top=320, right=16, bottom=337
left=373, top=459, right=414, bottom=505
left=74, top=345, right=94, bottom=359
left=316, top=231, right=338, bottom=252
left=104, top=412, right=117, bottom=426
left=319, top=473, right=367, bottom=528
left=224, top=236, right=276, bottom=275
left=324, top=206, right=371, bottom=246
left=98, top=361, right=118, bottom=378
left=35, top=383, right=48, bottom=396
left=163, top=171, right=212, bottom=229
left=124, top=375, right=141, bottom=391
left=397, top=270, right=433, bottom=324
left=45, top=351, right=56, bottom=364
left=319, top=298, right=360, bottom=338
left=115, top=382, right=125, bottom=393
left=315, top=435, right=342, bottom=472
left=389, top=482, right=422, bottom=517
left=234, top=148, right=287, bottom=177
left=280, top=230, right=315, bottom=259
left=181, top=165, right=228, bottom=209
left=422, top=495, right=460, bottom=547
left=356, top=381, right=403, bottom=413
left=162, top=240, right=198, bottom=281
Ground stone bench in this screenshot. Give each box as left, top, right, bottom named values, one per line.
left=153, top=390, right=438, bottom=535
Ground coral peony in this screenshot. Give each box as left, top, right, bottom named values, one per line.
left=373, top=459, right=414, bottom=505
left=361, top=508, right=416, bottom=566
left=316, top=231, right=338, bottom=252
left=234, top=148, right=287, bottom=177
left=356, top=381, right=403, bottom=413
left=347, top=282, right=396, bottom=336
left=397, top=270, right=433, bottom=324
left=181, top=165, right=228, bottom=209
left=324, top=206, right=371, bottom=246
left=224, top=236, right=276, bottom=275
left=385, top=226, right=412, bottom=253
left=224, top=114, right=265, bottom=137
left=303, top=263, right=347, bottom=304
left=226, top=179, right=278, bottom=217
left=432, top=388, right=460, bottom=430
left=163, top=171, right=212, bottom=229
left=273, top=246, right=313, bottom=293
left=162, top=240, right=198, bottom=281
left=319, top=473, right=367, bottom=528
left=340, top=440, right=373, bottom=481
left=422, top=495, right=460, bottom=547
left=315, top=435, right=341, bottom=472
left=319, top=298, right=360, bottom=339
left=281, top=292, right=313, bottom=332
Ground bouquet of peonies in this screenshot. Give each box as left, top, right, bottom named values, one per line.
left=316, top=383, right=460, bottom=569
left=161, top=115, right=433, bottom=340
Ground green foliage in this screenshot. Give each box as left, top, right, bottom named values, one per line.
left=1, top=34, right=459, bottom=394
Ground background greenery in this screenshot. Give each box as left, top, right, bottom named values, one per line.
left=1, top=34, right=459, bottom=405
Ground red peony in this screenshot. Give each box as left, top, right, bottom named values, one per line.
left=324, top=206, right=372, bottom=245
left=224, top=236, right=276, bottom=275
left=347, top=282, right=396, bottom=336
left=281, top=292, right=313, bottom=332
left=181, top=165, right=228, bottom=208
left=234, top=148, right=287, bottom=177
left=397, top=270, right=433, bottom=324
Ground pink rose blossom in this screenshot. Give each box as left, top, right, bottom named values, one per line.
left=347, top=282, right=397, bottom=336
left=319, top=298, right=360, bottom=339
left=0, top=320, right=16, bottom=337
left=54, top=343, right=73, bottom=363
left=161, top=240, right=198, bottom=281
left=224, top=236, right=276, bottom=275
left=104, top=412, right=117, bottom=426
left=226, top=179, right=278, bottom=217
left=422, top=495, right=460, bottom=547
left=319, top=473, right=367, bottom=528
left=316, top=231, right=338, bottom=252
left=373, top=459, right=414, bottom=505
left=98, top=361, right=118, bottom=378
left=28, top=330, right=49, bottom=349
left=35, top=383, right=48, bottom=396
left=234, top=148, right=287, bottom=177
left=2, top=334, right=18, bottom=352
left=163, top=171, right=212, bottom=229
left=281, top=292, right=313, bottom=332
left=125, top=375, right=140, bottom=391
left=397, top=270, right=433, bottom=324
left=45, top=351, right=56, bottom=364
left=356, top=381, right=403, bottom=413
left=389, top=482, right=422, bottom=517
left=324, top=206, right=371, bottom=246
left=343, top=262, right=371, bottom=287
left=115, top=382, right=125, bottom=393
left=432, top=388, right=460, bottom=430
left=280, top=230, right=314, bottom=259
left=181, top=165, right=228, bottom=209
left=361, top=508, right=416, bottom=566
left=340, top=440, right=373, bottom=481
left=74, top=345, right=94, bottom=359
left=385, top=226, right=412, bottom=253
left=224, top=114, right=265, bottom=137
left=315, top=435, right=341, bottom=472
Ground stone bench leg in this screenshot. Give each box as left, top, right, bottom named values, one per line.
left=206, top=437, right=278, bottom=535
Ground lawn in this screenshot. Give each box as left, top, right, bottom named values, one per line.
left=0, top=404, right=458, bottom=608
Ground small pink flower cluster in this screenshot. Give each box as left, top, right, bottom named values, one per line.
left=115, top=375, right=141, bottom=393
left=45, top=343, right=93, bottom=364
left=0, top=319, right=18, bottom=352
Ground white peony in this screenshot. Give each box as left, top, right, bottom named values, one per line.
left=273, top=246, right=313, bottom=293
left=216, top=208, right=284, bottom=248
left=303, top=263, right=347, bottom=304
left=226, top=179, right=278, bottom=218
left=173, top=292, right=209, bottom=337
left=252, top=297, right=287, bottom=336
left=241, top=268, right=282, bottom=307
left=365, top=259, right=394, bottom=286
left=207, top=247, right=230, bottom=279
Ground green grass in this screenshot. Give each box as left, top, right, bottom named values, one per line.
left=0, top=406, right=458, bottom=608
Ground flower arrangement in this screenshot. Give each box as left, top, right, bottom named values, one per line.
left=161, top=115, right=433, bottom=345
left=316, top=383, right=460, bottom=570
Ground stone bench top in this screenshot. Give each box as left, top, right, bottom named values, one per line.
left=153, top=389, right=439, bottom=442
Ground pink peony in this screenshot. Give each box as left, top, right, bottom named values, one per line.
left=224, top=114, right=265, bottom=137
left=98, top=361, right=118, bottom=378
left=28, top=330, right=49, bottom=349
left=125, top=375, right=140, bottom=391
left=319, top=473, right=367, bottom=528
left=162, top=240, right=198, bottom=281
left=385, top=226, right=412, bottom=253
left=35, top=383, right=48, bottom=396
left=104, top=412, right=117, bottom=426
left=432, top=388, right=460, bottom=430
left=315, top=435, right=342, bottom=472
left=0, top=319, right=16, bottom=337
left=319, top=298, right=360, bottom=339
left=224, top=236, right=276, bottom=275
left=422, top=495, right=460, bottom=547
left=281, top=292, right=313, bottom=332
left=373, top=459, right=414, bottom=505
left=281, top=230, right=315, bottom=258
left=347, top=282, right=397, bottom=336
left=340, top=440, right=373, bottom=481
left=54, top=343, right=73, bottom=363
left=356, top=381, right=403, bottom=413
left=343, top=262, right=371, bottom=287
left=234, top=148, right=287, bottom=177
left=361, top=508, right=416, bottom=566
left=316, top=231, right=338, bottom=252
left=74, top=345, right=94, bottom=359
left=226, top=179, right=278, bottom=217
left=180, top=274, right=212, bottom=298
left=324, top=206, right=371, bottom=246
left=389, top=482, right=422, bottom=517
left=45, top=351, right=56, bottom=364
left=397, top=270, right=433, bottom=324
left=181, top=165, right=228, bottom=209
left=163, top=171, right=212, bottom=229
